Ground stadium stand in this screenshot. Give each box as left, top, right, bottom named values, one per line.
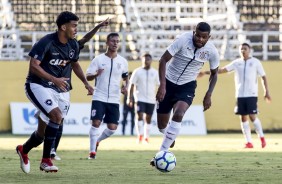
left=0, top=0, right=281, bottom=61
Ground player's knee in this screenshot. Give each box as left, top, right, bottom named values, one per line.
left=172, top=111, right=185, bottom=122
left=48, top=109, right=63, bottom=124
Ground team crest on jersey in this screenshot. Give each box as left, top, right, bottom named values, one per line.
left=45, top=99, right=53, bottom=106
left=198, top=51, right=209, bottom=60
left=69, top=49, right=75, bottom=58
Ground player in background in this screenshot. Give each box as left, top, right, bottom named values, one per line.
left=200, top=43, right=271, bottom=148
left=121, top=72, right=135, bottom=136
left=86, top=33, right=128, bottom=159
left=16, top=11, right=94, bottom=173
left=50, top=17, right=110, bottom=161
left=127, top=53, right=160, bottom=143
left=150, top=22, right=219, bottom=166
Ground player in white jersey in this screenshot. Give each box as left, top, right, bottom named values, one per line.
left=127, top=53, right=160, bottom=143
left=150, top=22, right=219, bottom=166
left=201, top=43, right=271, bottom=148
left=86, top=33, right=129, bottom=159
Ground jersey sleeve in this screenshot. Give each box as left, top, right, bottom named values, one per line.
left=28, top=36, right=51, bottom=61
left=209, top=46, right=220, bottom=70
left=122, top=60, right=129, bottom=78
left=167, top=33, right=185, bottom=56
left=130, top=69, right=138, bottom=85
left=155, top=70, right=160, bottom=86
left=86, top=57, right=99, bottom=75
left=224, top=60, right=236, bottom=72
left=257, top=60, right=266, bottom=77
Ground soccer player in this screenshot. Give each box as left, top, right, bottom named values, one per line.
left=150, top=22, right=219, bottom=166
left=127, top=53, right=160, bottom=143
left=16, top=11, right=95, bottom=174
left=50, top=17, right=110, bottom=161
left=200, top=43, right=271, bottom=148
left=121, top=72, right=135, bottom=136
left=86, top=33, right=128, bottom=159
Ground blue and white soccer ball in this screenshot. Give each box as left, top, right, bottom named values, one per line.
left=154, top=150, right=176, bottom=172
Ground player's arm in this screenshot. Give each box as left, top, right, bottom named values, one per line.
left=156, top=50, right=172, bottom=102
left=86, top=69, right=104, bottom=81
left=203, top=67, right=218, bottom=111
left=71, top=62, right=94, bottom=95
left=198, top=67, right=228, bottom=78
left=29, top=57, right=69, bottom=92
left=261, top=76, right=271, bottom=102
left=127, top=83, right=135, bottom=107
left=78, top=18, right=109, bottom=48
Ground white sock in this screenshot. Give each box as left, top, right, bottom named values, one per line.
left=97, top=128, right=116, bottom=142
left=160, top=121, right=181, bottom=151
left=144, top=123, right=151, bottom=139
left=252, top=118, right=264, bottom=137
left=135, top=120, right=144, bottom=136
left=89, top=126, right=100, bottom=153
left=241, top=121, right=252, bottom=143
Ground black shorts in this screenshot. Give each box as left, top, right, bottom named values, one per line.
left=90, top=100, right=120, bottom=124
left=136, top=101, right=155, bottom=115
left=157, top=79, right=197, bottom=114
left=234, top=97, right=258, bottom=115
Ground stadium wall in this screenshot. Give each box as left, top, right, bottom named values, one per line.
left=0, top=61, right=281, bottom=132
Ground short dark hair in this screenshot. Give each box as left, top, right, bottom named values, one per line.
left=242, top=43, right=251, bottom=49
left=196, top=22, right=211, bottom=34
left=56, top=11, right=79, bottom=28
left=107, top=33, right=120, bottom=41
left=142, top=53, right=152, bottom=59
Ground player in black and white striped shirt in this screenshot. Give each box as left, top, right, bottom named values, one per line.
left=151, top=22, right=220, bottom=166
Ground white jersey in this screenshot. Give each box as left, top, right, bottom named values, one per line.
left=224, top=57, right=266, bottom=98
left=130, top=67, right=160, bottom=104
left=166, top=31, right=220, bottom=85
left=86, top=53, right=128, bottom=104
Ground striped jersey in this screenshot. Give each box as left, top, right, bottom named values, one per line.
left=86, top=53, right=128, bottom=104
left=224, top=57, right=266, bottom=98
left=166, top=31, right=219, bottom=85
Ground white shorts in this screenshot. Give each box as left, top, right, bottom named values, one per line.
left=25, top=83, right=70, bottom=123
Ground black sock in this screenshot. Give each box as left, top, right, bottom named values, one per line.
left=23, top=131, right=44, bottom=154
left=54, top=124, right=63, bottom=152
left=43, top=121, right=59, bottom=158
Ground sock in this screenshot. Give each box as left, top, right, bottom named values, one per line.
left=252, top=118, right=264, bottom=137
left=43, top=121, right=59, bottom=158
left=144, top=123, right=151, bottom=139
left=53, top=124, right=63, bottom=152
left=160, top=121, right=181, bottom=151
left=23, top=131, right=44, bottom=154
left=97, top=128, right=116, bottom=142
left=135, top=120, right=144, bottom=136
left=89, top=126, right=100, bottom=153
left=241, top=121, right=252, bottom=143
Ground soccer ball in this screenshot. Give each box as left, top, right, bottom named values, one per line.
left=154, top=150, right=176, bottom=172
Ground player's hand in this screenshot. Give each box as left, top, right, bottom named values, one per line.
left=98, top=17, right=109, bottom=27
left=85, top=83, right=94, bottom=95
left=203, top=93, right=212, bottom=111
left=52, top=77, right=70, bottom=92
left=126, top=98, right=134, bottom=108
left=156, top=85, right=166, bottom=102
left=264, top=92, right=271, bottom=103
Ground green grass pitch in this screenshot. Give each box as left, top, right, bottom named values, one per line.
left=0, top=134, right=281, bottom=184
